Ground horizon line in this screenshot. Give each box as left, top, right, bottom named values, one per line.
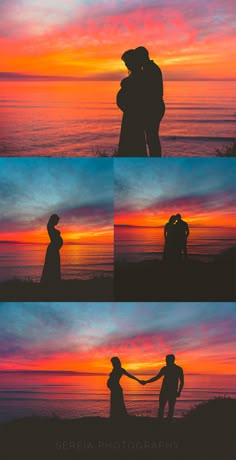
left=1, top=72, right=236, bottom=82
left=0, top=241, right=112, bottom=245
left=114, top=224, right=235, bottom=229
left=0, top=370, right=234, bottom=376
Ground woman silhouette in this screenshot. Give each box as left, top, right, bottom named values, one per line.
left=41, top=214, right=63, bottom=284
left=107, top=356, right=141, bottom=419
left=163, top=215, right=176, bottom=261
left=117, top=49, right=147, bottom=156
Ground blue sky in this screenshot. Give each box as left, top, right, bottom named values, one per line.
left=0, top=158, right=113, bottom=241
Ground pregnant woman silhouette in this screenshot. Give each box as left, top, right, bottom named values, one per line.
left=41, top=214, right=63, bottom=285
left=107, top=356, right=141, bottom=419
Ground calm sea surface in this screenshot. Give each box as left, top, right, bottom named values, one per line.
left=0, top=372, right=235, bottom=422
left=0, top=243, right=113, bottom=282
left=0, top=81, right=235, bottom=157
left=115, top=226, right=236, bottom=263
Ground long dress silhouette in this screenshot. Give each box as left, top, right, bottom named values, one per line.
left=163, top=215, right=179, bottom=261
left=107, top=357, right=141, bottom=418
left=117, top=50, right=147, bottom=156
left=41, top=214, right=63, bottom=284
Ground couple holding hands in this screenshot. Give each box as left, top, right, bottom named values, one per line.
left=107, top=354, right=184, bottom=421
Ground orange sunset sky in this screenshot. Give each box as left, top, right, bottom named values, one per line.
left=0, top=302, right=235, bottom=375
left=0, top=0, right=235, bottom=80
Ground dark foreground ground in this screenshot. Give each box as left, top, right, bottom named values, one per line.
left=0, top=398, right=235, bottom=460
left=0, top=277, right=114, bottom=301
left=115, top=250, right=236, bottom=301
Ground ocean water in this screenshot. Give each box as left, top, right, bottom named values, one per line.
left=115, top=226, right=236, bottom=263
left=0, top=81, right=235, bottom=157
left=0, top=372, right=235, bottom=422
left=0, top=243, right=113, bottom=282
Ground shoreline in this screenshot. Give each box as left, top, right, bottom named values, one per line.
left=0, top=398, right=235, bottom=460
left=0, top=277, right=114, bottom=301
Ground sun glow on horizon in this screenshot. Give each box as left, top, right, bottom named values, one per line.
left=0, top=227, right=113, bottom=245
left=1, top=354, right=235, bottom=375
left=114, top=211, right=236, bottom=229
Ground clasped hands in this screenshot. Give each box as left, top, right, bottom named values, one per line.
left=137, top=379, right=148, bottom=385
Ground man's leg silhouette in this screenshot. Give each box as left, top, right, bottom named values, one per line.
left=167, top=394, right=177, bottom=421
left=183, top=238, right=188, bottom=259
left=145, top=105, right=165, bottom=157
left=146, top=123, right=162, bottom=157
left=158, top=391, right=168, bottom=418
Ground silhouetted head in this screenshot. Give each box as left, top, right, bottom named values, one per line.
left=135, top=46, right=150, bottom=66
left=169, top=215, right=176, bottom=224
left=166, top=354, right=175, bottom=365
left=111, top=356, right=121, bottom=369
left=121, top=49, right=140, bottom=72
left=48, top=214, right=60, bottom=227
left=176, top=214, right=181, bottom=221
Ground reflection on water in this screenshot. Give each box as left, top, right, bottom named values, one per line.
left=0, top=243, right=113, bottom=281
left=0, top=372, right=235, bottom=422
left=0, top=81, right=235, bottom=156
left=115, top=226, right=236, bottom=263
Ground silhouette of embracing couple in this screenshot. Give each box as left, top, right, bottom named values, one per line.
left=117, top=46, right=165, bottom=157
left=164, top=214, right=189, bottom=262
left=107, top=354, right=184, bottom=421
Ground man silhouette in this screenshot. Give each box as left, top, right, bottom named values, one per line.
left=175, top=214, right=189, bottom=259
left=142, top=354, right=184, bottom=421
left=135, top=46, right=165, bottom=157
